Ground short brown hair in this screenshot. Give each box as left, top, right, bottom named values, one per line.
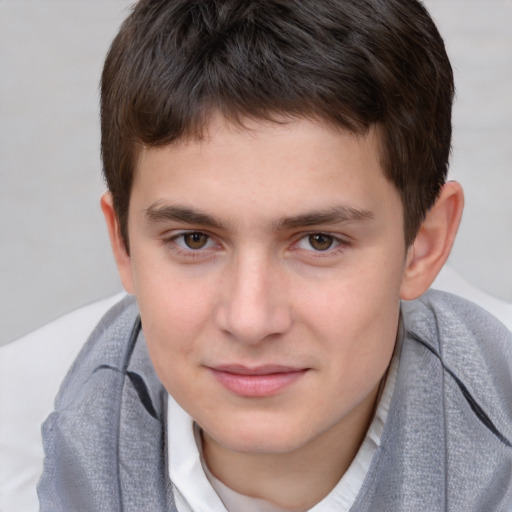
left=101, top=0, right=454, bottom=249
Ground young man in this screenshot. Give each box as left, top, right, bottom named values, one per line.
left=37, top=0, right=512, bottom=510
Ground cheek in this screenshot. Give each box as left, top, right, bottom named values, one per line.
left=302, top=266, right=400, bottom=333
left=132, top=245, right=214, bottom=325
left=346, top=264, right=403, bottom=348
left=297, top=256, right=402, bottom=371
left=139, top=285, right=214, bottom=351
left=137, top=280, right=213, bottom=401
left=131, top=256, right=218, bottom=376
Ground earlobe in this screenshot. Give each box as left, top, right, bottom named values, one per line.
left=400, top=181, right=464, bottom=300
left=100, top=191, right=135, bottom=294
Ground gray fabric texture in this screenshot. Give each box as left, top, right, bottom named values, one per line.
left=37, top=296, right=177, bottom=512
left=37, top=290, right=512, bottom=511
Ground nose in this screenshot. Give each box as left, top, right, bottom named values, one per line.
left=215, top=252, right=292, bottom=344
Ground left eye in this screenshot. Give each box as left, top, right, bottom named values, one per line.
left=173, top=232, right=213, bottom=250
left=297, top=233, right=340, bottom=251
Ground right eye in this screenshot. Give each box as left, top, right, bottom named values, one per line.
left=171, top=231, right=214, bottom=251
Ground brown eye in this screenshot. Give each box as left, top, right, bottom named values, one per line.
left=308, top=233, right=334, bottom=251
left=183, top=232, right=209, bottom=249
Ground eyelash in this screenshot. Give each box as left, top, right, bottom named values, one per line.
left=161, top=231, right=350, bottom=259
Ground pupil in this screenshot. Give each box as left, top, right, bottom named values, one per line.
left=185, top=232, right=207, bottom=249
left=309, top=233, right=333, bottom=251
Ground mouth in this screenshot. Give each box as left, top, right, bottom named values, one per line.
left=208, top=364, right=309, bottom=397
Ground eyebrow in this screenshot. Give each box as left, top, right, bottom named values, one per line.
left=145, top=203, right=227, bottom=230
left=144, top=202, right=374, bottom=231
left=274, top=206, right=374, bottom=230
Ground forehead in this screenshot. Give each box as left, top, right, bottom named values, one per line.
left=131, top=115, right=401, bottom=229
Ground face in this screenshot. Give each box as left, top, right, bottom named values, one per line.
left=116, top=116, right=409, bottom=456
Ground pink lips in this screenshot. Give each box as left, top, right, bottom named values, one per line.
left=209, top=364, right=308, bottom=397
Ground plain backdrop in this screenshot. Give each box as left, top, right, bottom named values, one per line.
left=1, top=0, right=511, bottom=345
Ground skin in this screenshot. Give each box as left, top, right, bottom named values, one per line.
left=102, top=115, right=463, bottom=509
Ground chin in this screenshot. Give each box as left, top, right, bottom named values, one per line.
left=202, top=413, right=319, bottom=455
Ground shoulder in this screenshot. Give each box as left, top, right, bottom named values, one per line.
left=358, top=291, right=512, bottom=509
left=402, top=289, right=512, bottom=446
left=402, top=289, right=512, bottom=389
left=0, top=293, right=128, bottom=512
left=402, top=288, right=511, bottom=356
left=53, top=294, right=141, bottom=411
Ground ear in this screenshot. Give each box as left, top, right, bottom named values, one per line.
left=400, top=181, right=464, bottom=300
left=100, top=191, right=135, bottom=294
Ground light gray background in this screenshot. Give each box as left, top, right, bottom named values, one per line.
left=1, top=0, right=511, bottom=345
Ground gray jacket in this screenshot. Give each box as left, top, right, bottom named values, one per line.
left=38, top=290, right=512, bottom=511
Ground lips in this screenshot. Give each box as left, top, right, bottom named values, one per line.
left=209, top=364, right=308, bottom=397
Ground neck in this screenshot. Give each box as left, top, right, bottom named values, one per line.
left=202, top=381, right=381, bottom=510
